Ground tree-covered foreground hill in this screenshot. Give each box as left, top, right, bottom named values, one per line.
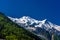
left=0, top=12, right=44, bottom=40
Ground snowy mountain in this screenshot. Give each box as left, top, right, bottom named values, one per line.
left=8, top=16, right=60, bottom=35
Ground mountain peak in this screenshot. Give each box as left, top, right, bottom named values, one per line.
left=8, top=16, right=60, bottom=35
left=21, top=16, right=31, bottom=19
left=8, top=16, right=47, bottom=27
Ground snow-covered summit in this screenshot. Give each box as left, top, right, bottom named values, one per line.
left=8, top=16, right=60, bottom=35
left=8, top=16, right=47, bottom=27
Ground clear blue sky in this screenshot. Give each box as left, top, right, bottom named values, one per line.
left=0, top=0, right=60, bottom=25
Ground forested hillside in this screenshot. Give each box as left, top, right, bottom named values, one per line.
left=0, top=12, right=43, bottom=40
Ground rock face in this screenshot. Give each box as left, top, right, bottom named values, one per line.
left=52, top=33, right=54, bottom=40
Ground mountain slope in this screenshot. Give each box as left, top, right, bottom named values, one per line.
left=8, top=16, right=60, bottom=40
left=0, top=12, right=43, bottom=40
left=8, top=16, right=60, bottom=34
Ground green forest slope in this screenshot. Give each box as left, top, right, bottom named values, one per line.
left=0, top=12, right=44, bottom=40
